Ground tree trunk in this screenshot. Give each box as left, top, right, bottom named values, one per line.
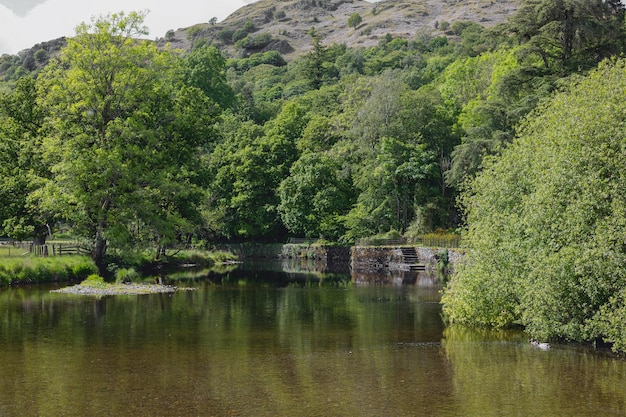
left=93, top=231, right=108, bottom=276
left=93, top=198, right=111, bottom=276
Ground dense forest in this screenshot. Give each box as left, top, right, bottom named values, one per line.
left=1, top=1, right=626, bottom=348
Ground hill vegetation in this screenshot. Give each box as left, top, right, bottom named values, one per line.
left=2, top=0, right=626, bottom=350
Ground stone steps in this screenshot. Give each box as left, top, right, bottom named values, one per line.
left=400, top=247, right=425, bottom=271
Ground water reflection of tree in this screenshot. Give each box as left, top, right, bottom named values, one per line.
left=442, top=326, right=626, bottom=416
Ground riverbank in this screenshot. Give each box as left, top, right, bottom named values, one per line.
left=0, top=249, right=238, bottom=287
left=0, top=255, right=97, bottom=286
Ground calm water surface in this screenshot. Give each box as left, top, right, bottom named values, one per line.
left=0, top=263, right=625, bottom=416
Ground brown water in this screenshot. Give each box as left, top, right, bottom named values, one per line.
left=0, top=265, right=625, bottom=416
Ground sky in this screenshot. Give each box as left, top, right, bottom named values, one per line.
left=0, top=0, right=258, bottom=55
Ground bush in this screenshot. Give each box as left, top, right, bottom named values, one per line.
left=348, top=13, right=362, bottom=29
left=115, top=268, right=139, bottom=284
left=81, top=274, right=106, bottom=287
left=232, top=28, right=249, bottom=43
left=234, top=51, right=287, bottom=71
left=217, top=29, right=234, bottom=43
left=235, top=33, right=274, bottom=52
left=441, top=59, right=626, bottom=351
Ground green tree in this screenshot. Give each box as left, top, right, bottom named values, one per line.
left=442, top=59, right=626, bottom=351
left=351, top=71, right=405, bottom=150
left=207, top=103, right=307, bottom=240
left=509, top=0, right=626, bottom=71
left=38, top=12, right=217, bottom=272
left=303, top=28, right=331, bottom=89
left=179, top=45, right=235, bottom=111
left=343, top=136, right=435, bottom=241
left=442, top=49, right=523, bottom=187
left=400, top=86, right=458, bottom=230
left=278, top=152, right=355, bottom=240
left=0, top=77, right=51, bottom=243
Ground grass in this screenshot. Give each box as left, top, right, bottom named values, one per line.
left=0, top=245, right=30, bottom=258
left=0, top=255, right=97, bottom=286
left=0, top=243, right=238, bottom=287
left=81, top=274, right=109, bottom=288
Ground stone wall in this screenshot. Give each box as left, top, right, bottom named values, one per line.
left=220, top=243, right=462, bottom=275
left=415, top=247, right=464, bottom=269
left=350, top=247, right=404, bottom=272
left=279, top=244, right=351, bottom=273
left=351, top=246, right=463, bottom=273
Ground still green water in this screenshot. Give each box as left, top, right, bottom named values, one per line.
left=0, top=265, right=625, bottom=416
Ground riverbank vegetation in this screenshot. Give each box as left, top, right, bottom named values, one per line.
left=1, top=2, right=626, bottom=349
left=0, top=247, right=236, bottom=286
left=442, top=59, right=626, bottom=352
left=0, top=256, right=96, bottom=286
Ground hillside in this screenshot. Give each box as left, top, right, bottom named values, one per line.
left=0, top=0, right=519, bottom=82
left=157, top=0, right=520, bottom=58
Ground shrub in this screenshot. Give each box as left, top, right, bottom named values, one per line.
left=115, top=268, right=139, bottom=284
left=217, top=29, right=234, bottom=43
left=235, top=33, right=274, bottom=52
left=442, top=59, right=626, bottom=350
left=348, top=13, right=363, bottom=29
left=81, top=274, right=106, bottom=287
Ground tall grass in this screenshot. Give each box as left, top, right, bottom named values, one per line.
left=0, top=256, right=97, bottom=286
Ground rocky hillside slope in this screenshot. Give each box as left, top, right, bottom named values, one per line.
left=1, top=0, right=519, bottom=81
left=158, top=0, right=519, bottom=58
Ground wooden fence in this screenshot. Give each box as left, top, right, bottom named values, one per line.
left=0, top=242, right=91, bottom=258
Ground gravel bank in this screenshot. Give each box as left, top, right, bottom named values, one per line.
left=51, top=283, right=182, bottom=296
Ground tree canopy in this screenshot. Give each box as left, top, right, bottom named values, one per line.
left=33, top=11, right=225, bottom=272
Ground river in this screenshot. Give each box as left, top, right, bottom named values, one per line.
left=0, top=261, right=624, bottom=416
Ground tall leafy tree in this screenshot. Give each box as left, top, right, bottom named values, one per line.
left=207, top=103, right=306, bottom=240
left=442, top=59, right=626, bottom=351
left=0, top=77, right=51, bottom=243
left=509, top=0, right=626, bottom=71
left=351, top=71, right=405, bottom=150
left=38, top=12, right=218, bottom=272
left=278, top=152, right=355, bottom=240
left=342, top=136, right=434, bottom=240
left=179, top=45, right=235, bottom=111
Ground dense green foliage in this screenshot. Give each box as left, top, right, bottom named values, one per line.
left=37, top=12, right=224, bottom=273
left=442, top=59, right=626, bottom=350
left=2, top=2, right=626, bottom=347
